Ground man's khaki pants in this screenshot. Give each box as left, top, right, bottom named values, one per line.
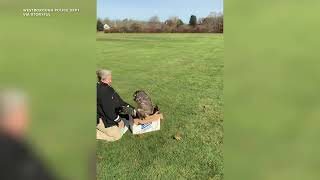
left=96, top=119, right=122, bottom=141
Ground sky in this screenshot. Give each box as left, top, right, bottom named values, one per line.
left=97, top=0, right=223, bottom=23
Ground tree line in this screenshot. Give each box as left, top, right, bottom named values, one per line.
left=97, top=12, right=223, bottom=33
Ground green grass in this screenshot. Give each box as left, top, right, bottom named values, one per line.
left=96, top=33, right=223, bottom=179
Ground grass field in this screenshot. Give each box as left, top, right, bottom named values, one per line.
left=96, top=33, right=223, bottom=179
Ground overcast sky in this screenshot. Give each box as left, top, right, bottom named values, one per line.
left=97, top=0, right=223, bottom=22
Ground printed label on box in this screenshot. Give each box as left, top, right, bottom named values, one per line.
left=141, top=123, right=152, bottom=130
left=130, top=118, right=161, bottom=134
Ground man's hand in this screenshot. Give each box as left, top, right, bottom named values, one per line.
left=118, top=120, right=125, bottom=128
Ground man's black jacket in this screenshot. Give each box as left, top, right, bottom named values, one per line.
left=0, top=134, right=56, bottom=180
left=97, top=81, right=130, bottom=128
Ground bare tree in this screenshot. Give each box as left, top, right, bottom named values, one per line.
left=149, top=16, right=160, bottom=24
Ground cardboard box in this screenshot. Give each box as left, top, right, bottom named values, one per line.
left=129, top=112, right=163, bottom=135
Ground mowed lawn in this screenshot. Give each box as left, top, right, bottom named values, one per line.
left=96, top=33, right=223, bottom=179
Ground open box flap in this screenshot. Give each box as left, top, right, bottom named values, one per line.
left=133, top=112, right=163, bottom=125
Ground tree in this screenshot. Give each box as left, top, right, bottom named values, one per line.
left=165, top=19, right=174, bottom=26
left=130, top=23, right=143, bottom=32
left=165, top=16, right=177, bottom=27
left=177, top=19, right=184, bottom=27
left=208, top=12, right=217, bottom=17
left=165, top=16, right=184, bottom=28
left=97, top=19, right=104, bottom=31
left=149, top=16, right=160, bottom=24
left=189, top=15, right=197, bottom=27
left=199, top=12, right=223, bottom=33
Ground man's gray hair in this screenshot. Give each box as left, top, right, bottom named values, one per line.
left=0, top=89, right=27, bottom=120
left=96, top=69, right=112, bottom=81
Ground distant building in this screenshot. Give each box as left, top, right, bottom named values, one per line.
left=103, top=24, right=110, bottom=30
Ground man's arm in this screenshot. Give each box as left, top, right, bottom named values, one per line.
left=115, top=91, right=134, bottom=108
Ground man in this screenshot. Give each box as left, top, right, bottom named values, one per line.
left=96, top=69, right=134, bottom=141
left=0, top=89, right=56, bottom=180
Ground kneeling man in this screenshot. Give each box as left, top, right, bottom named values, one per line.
left=96, top=69, right=133, bottom=141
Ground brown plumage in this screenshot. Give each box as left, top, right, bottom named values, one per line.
left=133, top=90, right=158, bottom=119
